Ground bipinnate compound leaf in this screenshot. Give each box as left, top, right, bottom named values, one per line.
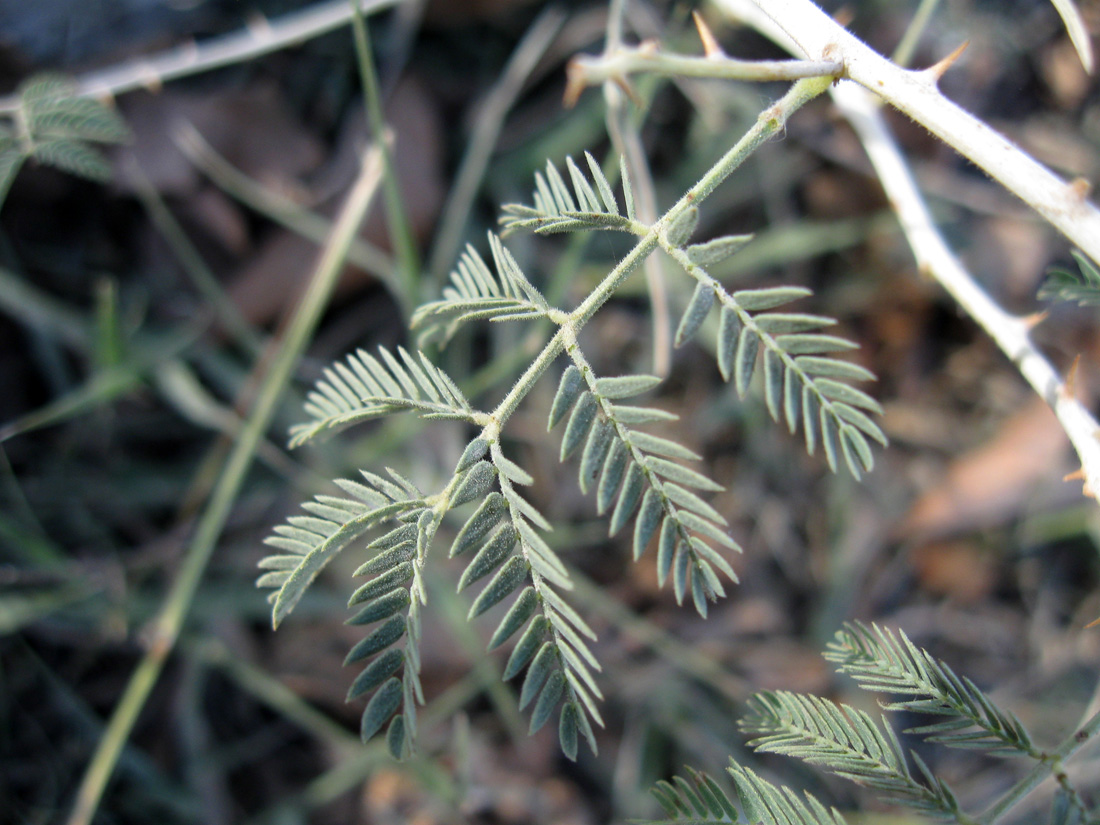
left=500, top=152, right=638, bottom=236
left=824, top=622, right=1036, bottom=757
left=413, top=233, right=553, bottom=343
left=1040, top=250, right=1100, bottom=307
left=259, top=469, right=426, bottom=628
left=288, top=346, right=480, bottom=447
left=0, top=74, right=129, bottom=208
left=548, top=362, right=740, bottom=616
left=694, top=278, right=885, bottom=478
left=740, top=691, right=962, bottom=819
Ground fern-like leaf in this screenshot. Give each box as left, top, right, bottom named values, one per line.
left=258, top=468, right=427, bottom=628
left=740, top=690, right=961, bottom=820
left=12, top=73, right=128, bottom=187
left=728, top=762, right=849, bottom=825
left=641, top=767, right=739, bottom=824
left=670, top=269, right=884, bottom=479
left=500, top=152, right=641, bottom=236
left=412, top=233, right=556, bottom=344
left=824, top=622, right=1037, bottom=757
left=550, top=364, right=740, bottom=617
left=449, top=445, right=603, bottom=758
left=288, top=345, right=483, bottom=447
left=259, top=467, right=444, bottom=757
left=21, top=75, right=129, bottom=144
left=1039, top=250, right=1100, bottom=307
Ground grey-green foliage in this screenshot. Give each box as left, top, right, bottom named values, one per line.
left=259, top=154, right=885, bottom=759
left=0, top=74, right=129, bottom=205
left=1039, top=250, right=1100, bottom=308
left=644, top=622, right=1098, bottom=825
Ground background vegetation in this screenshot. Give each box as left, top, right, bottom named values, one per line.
left=1, top=0, right=1098, bottom=823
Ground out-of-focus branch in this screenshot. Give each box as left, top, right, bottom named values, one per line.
left=740, top=0, right=1100, bottom=266
left=707, top=0, right=1100, bottom=500
left=0, top=0, right=399, bottom=112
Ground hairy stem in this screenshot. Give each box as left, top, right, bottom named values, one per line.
left=572, top=75, right=832, bottom=327
left=487, top=75, right=830, bottom=435
left=979, top=708, right=1100, bottom=823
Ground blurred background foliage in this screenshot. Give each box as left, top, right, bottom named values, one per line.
left=1, top=0, right=1099, bottom=822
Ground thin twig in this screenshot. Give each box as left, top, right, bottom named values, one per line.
left=601, top=0, right=672, bottom=377
left=569, top=46, right=841, bottom=95
left=833, top=80, right=1100, bottom=499
left=427, top=6, right=566, bottom=287
left=64, top=147, right=385, bottom=825
left=710, top=0, right=1100, bottom=503
left=742, top=0, right=1100, bottom=266
left=0, top=0, right=400, bottom=113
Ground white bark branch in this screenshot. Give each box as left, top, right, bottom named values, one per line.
left=740, top=0, right=1100, bottom=266
left=712, top=0, right=1100, bottom=499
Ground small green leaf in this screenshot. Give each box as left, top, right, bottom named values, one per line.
left=686, top=233, right=754, bottom=266
left=666, top=206, right=699, bottom=247
left=717, top=306, right=742, bottom=383
left=596, top=439, right=628, bottom=514
left=457, top=525, right=517, bottom=591
left=491, top=444, right=534, bottom=485
left=621, top=155, right=635, bottom=222
left=735, top=327, right=758, bottom=397
left=504, top=617, right=549, bottom=680
left=579, top=419, right=614, bottom=493
left=344, top=615, right=406, bottom=665
left=646, top=457, right=723, bottom=491
left=488, top=587, right=538, bottom=650
left=561, top=392, right=597, bottom=460
left=530, top=669, right=566, bottom=733
left=634, top=489, right=662, bottom=560
left=360, top=677, right=403, bottom=742
left=450, top=492, right=508, bottom=558
left=559, top=702, right=580, bottom=761
left=346, top=588, right=410, bottom=626
left=519, top=643, right=557, bottom=709
left=586, top=151, right=618, bottom=215
left=630, top=431, right=700, bottom=461
left=386, top=715, right=407, bottom=760
left=610, top=463, right=645, bottom=536
left=347, top=648, right=404, bottom=701
left=468, top=555, right=528, bottom=618
left=675, top=282, right=715, bottom=347
left=549, top=366, right=585, bottom=429
left=456, top=438, right=489, bottom=472
left=656, top=517, right=677, bottom=587
left=348, top=562, right=414, bottom=606
left=594, top=374, right=661, bottom=399
left=452, top=461, right=497, bottom=507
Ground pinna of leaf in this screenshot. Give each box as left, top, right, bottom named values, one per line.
left=257, top=153, right=883, bottom=759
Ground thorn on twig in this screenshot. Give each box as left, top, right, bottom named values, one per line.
left=246, top=12, right=274, bottom=38
left=1086, top=615, right=1100, bottom=629
left=1061, top=354, right=1082, bottom=401
left=834, top=6, right=855, bottom=28
left=1063, top=467, right=1094, bottom=499
left=563, top=58, right=585, bottom=108
left=1022, top=310, right=1049, bottom=330
left=1069, top=177, right=1092, bottom=204
left=922, top=41, right=969, bottom=83
left=612, top=75, right=643, bottom=108
left=692, top=11, right=726, bottom=59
